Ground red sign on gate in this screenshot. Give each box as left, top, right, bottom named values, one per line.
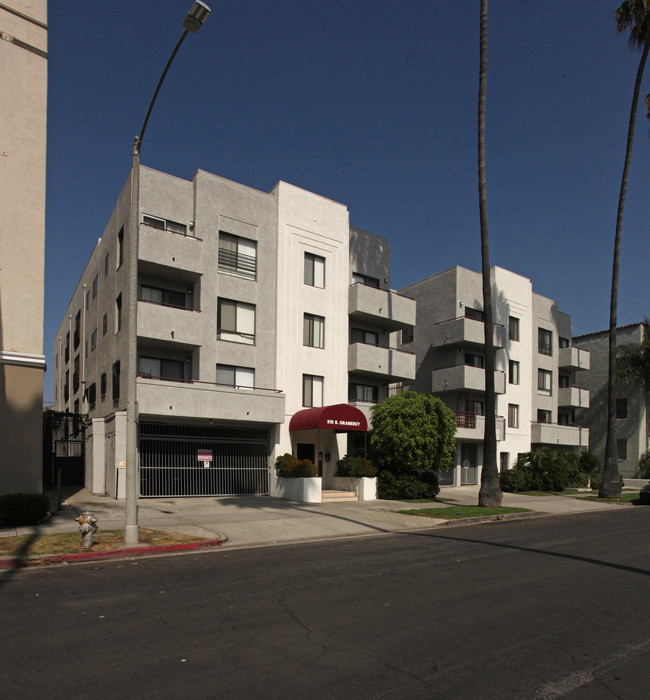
left=197, top=449, right=213, bottom=462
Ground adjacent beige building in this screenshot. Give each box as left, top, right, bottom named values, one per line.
left=0, top=1, right=48, bottom=493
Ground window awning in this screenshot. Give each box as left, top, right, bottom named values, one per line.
left=289, top=404, right=368, bottom=432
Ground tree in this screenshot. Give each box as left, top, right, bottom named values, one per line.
left=602, top=1, right=650, bottom=498
left=370, top=392, right=456, bottom=475
left=477, top=0, right=502, bottom=507
left=617, top=318, right=650, bottom=388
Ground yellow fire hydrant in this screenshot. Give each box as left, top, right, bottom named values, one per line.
left=75, top=511, right=98, bottom=548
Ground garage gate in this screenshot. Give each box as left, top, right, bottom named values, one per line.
left=139, top=423, right=270, bottom=497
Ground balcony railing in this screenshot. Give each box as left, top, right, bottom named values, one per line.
left=531, top=421, right=589, bottom=448
left=218, top=248, right=256, bottom=280
left=431, top=316, right=506, bottom=349
left=141, top=220, right=202, bottom=241
left=432, top=365, right=506, bottom=394
left=348, top=283, right=416, bottom=331
left=453, top=412, right=506, bottom=441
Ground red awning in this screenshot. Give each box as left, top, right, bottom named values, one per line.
left=289, top=404, right=368, bottom=432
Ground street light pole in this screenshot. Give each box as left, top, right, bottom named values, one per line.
left=125, top=1, right=211, bottom=546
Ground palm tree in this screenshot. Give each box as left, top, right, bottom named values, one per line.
left=477, top=0, right=502, bottom=507
left=601, top=1, right=650, bottom=498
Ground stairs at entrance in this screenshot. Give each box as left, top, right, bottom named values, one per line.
left=321, top=489, right=358, bottom=503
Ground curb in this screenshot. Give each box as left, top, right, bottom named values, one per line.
left=0, top=537, right=224, bottom=569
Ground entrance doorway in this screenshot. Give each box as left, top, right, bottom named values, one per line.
left=460, top=443, right=478, bottom=485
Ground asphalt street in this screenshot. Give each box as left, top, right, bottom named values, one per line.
left=1, top=507, right=648, bottom=699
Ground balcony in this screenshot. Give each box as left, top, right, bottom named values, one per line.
left=454, top=412, right=506, bottom=442
left=139, top=222, right=202, bottom=275
left=348, top=342, right=415, bottom=381
left=531, top=422, right=589, bottom=448
left=558, top=386, right=590, bottom=409
left=137, top=377, right=285, bottom=424
left=559, top=346, right=590, bottom=371
left=432, top=365, right=506, bottom=394
left=137, top=300, right=203, bottom=347
left=348, top=284, right=416, bottom=331
left=430, top=317, right=506, bottom=349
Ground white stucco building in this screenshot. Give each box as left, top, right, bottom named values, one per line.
left=52, top=167, right=415, bottom=500
left=398, top=266, right=590, bottom=485
left=0, top=0, right=48, bottom=494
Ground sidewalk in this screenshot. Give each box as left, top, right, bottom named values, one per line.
left=0, top=484, right=634, bottom=567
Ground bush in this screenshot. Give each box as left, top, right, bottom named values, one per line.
left=499, top=468, right=531, bottom=493
left=377, top=470, right=440, bottom=500
left=336, top=455, right=377, bottom=478
left=590, top=473, right=602, bottom=491
left=0, top=493, right=51, bottom=526
left=275, top=453, right=318, bottom=478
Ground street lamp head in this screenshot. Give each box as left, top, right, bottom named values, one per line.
left=183, top=1, right=211, bottom=33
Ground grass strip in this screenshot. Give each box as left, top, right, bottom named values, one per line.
left=398, top=505, right=531, bottom=520
left=0, top=528, right=210, bottom=558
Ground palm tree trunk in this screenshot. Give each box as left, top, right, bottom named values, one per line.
left=477, top=0, right=501, bottom=507
left=601, top=41, right=649, bottom=498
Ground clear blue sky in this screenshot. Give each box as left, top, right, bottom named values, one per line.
left=44, top=0, right=650, bottom=403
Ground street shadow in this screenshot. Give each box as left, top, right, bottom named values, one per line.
left=0, top=530, right=41, bottom=589
left=403, top=525, right=650, bottom=578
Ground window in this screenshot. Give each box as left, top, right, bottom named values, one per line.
left=117, top=227, right=124, bottom=268
left=87, top=383, right=96, bottom=409
left=616, top=398, right=628, bottom=419
left=64, top=371, right=69, bottom=402
left=401, top=326, right=414, bottom=344
left=140, top=284, right=185, bottom=308
left=65, top=332, right=70, bottom=363
left=100, top=372, right=107, bottom=399
left=217, top=298, right=255, bottom=344
left=138, top=357, right=185, bottom=381
left=350, top=327, right=378, bottom=346
left=509, top=316, right=520, bottom=342
left=559, top=337, right=570, bottom=349
left=216, top=364, right=255, bottom=390
left=509, top=360, right=520, bottom=385
left=538, top=328, right=553, bottom=355
left=349, top=383, right=379, bottom=403
left=218, top=232, right=257, bottom=280
left=500, top=453, right=509, bottom=472
left=464, top=352, right=484, bottom=368
left=73, top=355, right=80, bottom=393
left=559, top=374, right=570, bottom=388
left=91, top=329, right=97, bottom=351
left=115, top=294, right=122, bottom=332
left=304, top=314, right=325, bottom=348
left=112, top=361, right=120, bottom=400
left=104, top=252, right=109, bottom=277
left=352, top=272, right=380, bottom=288
left=85, top=340, right=88, bottom=359
left=303, top=374, right=324, bottom=407
left=508, top=404, right=519, bottom=429
left=74, top=311, right=81, bottom=349
left=85, top=289, right=90, bottom=309
left=538, top=369, right=552, bottom=395
left=304, top=253, right=325, bottom=288
left=537, top=409, right=552, bottom=423
left=143, top=214, right=187, bottom=236
left=92, top=275, right=98, bottom=299
left=462, top=399, right=485, bottom=415
left=558, top=412, right=571, bottom=425
left=465, top=307, right=484, bottom=322
left=617, top=439, right=627, bottom=460
left=102, top=313, right=108, bottom=336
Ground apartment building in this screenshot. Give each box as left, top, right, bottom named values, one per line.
left=398, top=266, right=590, bottom=486
left=0, top=1, right=47, bottom=494
left=52, top=167, right=415, bottom=499
left=573, top=323, right=649, bottom=478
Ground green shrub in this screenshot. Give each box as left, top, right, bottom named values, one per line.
left=275, top=453, right=318, bottom=478
left=336, top=455, right=377, bottom=478
left=499, top=468, right=531, bottom=493
left=590, top=473, right=602, bottom=491
left=0, top=493, right=51, bottom=526
left=377, top=470, right=439, bottom=500
left=514, top=449, right=585, bottom=492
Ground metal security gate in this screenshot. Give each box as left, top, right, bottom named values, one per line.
left=139, top=423, right=270, bottom=497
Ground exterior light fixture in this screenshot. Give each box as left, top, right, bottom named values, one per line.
left=183, top=1, right=211, bottom=33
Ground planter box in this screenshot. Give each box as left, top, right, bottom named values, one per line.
left=272, top=476, right=322, bottom=503
left=330, top=476, right=377, bottom=501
